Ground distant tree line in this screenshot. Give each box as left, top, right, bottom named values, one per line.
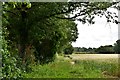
left=73, top=39, right=120, bottom=54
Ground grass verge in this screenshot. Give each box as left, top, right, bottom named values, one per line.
left=23, top=57, right=119, bottom=78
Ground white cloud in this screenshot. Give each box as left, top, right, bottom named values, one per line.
left=72, top=15, right=118, bottom=48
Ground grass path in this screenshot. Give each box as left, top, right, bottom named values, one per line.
left=23, top=54, right=120, bottom=78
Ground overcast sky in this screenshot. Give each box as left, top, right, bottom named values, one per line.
left=72, top=8, right=118, bottom=48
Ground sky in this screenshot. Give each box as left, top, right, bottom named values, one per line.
left=72, top=8, right=118, bottom=48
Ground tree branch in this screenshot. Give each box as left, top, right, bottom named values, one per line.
left=3, top=10, right=19, bottom=16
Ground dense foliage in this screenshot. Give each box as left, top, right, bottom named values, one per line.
left=2, top=2, right=79, bottom=64
left=95, top=45, right=114, bottom=54
left=1, top=27, right=22, bottom=78
left=64, top=44, right=74, bottom=54
left=114, top=39, right=120, bottom=53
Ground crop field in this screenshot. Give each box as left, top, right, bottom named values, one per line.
left=71, top=54, right=119, bottom=60
left=23, top=54, right=120, bottom=78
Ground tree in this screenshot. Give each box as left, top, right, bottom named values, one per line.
left=33, top=18, right=78, bottom=63
left=95, top=45, right=114, bottom=54
left=2, top=2, right=120, bottom=64
left=114, top=39, right=120, bottom=53
left=2, top=2, right=78, bottom=64
left=57, top=2, right=119, bottom=24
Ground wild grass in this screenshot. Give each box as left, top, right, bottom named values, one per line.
left=23, top=56, right=119, bottom=78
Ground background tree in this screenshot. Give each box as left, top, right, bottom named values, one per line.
left=113, top=39, right=120, bottom=53
left=95, top=45, right=114, bottom=54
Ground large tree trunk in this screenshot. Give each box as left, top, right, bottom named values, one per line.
left=18, top=43, right=26, bottom=59
left=18, top=26, right=28, bottom=64
left=18, top=36, right=27, bottom=64
left=18, top=8, right=28, bottom=62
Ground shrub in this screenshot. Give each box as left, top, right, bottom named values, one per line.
left=64, top=44, right=74, bottom=55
